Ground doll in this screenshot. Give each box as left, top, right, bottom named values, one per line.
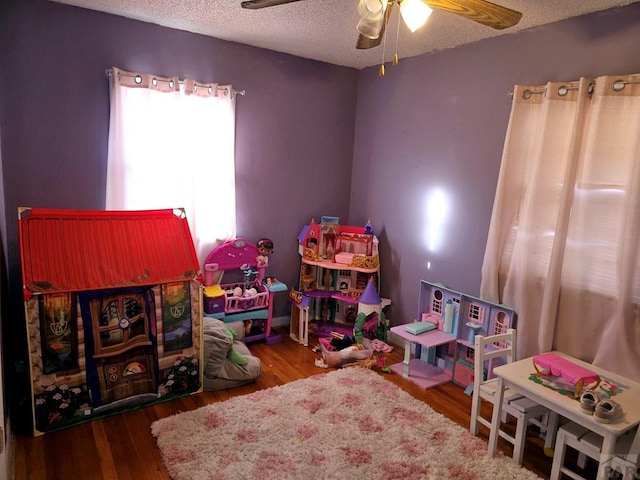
left=256, top=238, right=274, bottom=267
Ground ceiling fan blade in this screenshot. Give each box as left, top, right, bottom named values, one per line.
left=241, top=0, right=305, bottom=9
left=356, top=3, right=393, bottom=50
left=423, top=0, right=522, bottom=30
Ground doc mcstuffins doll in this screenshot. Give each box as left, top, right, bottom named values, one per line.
left=256, top=238, right=274, bottom=267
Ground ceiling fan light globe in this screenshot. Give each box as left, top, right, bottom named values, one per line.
left=358, top=0, right=388, bottom=17
left=357, top=13, right=384, bottom=39
left=400, top=0, right=432, bottom=33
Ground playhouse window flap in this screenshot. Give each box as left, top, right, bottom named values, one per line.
left=18, top=207, right=200, bottom=294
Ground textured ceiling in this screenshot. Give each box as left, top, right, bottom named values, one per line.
left=50, top=0, right=639, bottom=69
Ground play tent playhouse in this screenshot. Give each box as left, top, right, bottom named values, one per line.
left=19, top=208, right=203, bottom=435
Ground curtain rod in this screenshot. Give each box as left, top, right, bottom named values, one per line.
left=507, top=84, right=581, bottom=99
left=104, top=68, right=245, bottom=98
left=508, top=77, right=640, bottom=98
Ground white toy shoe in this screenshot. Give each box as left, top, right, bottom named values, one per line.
left=579, top=390, right=605, bottom=415
left=594, top=399, right=623, bottom=424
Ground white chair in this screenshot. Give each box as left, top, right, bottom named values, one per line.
left=550, top=421, right=640, bottom=480
left=470, top=328, right=552, bottom=465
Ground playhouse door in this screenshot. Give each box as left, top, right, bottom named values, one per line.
left=88, top=291, right=158, bottom=405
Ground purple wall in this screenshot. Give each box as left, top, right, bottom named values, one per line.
left=0, top=0, right=357, bottom=428
left=0, top=0, right=357, bottom=299
left=0, top=8, right=359, bottom=283
left=351, top=4, right=640, bottom=324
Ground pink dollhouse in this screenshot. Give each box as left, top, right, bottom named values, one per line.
left=203, top=238, right=287, bottom=344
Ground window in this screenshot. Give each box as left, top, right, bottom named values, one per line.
left=106, top=67, right=237, bottom=266
left=481, top=75, right=640, bottom=380
left=468, top=304, right=484, bottom=323
left=91, top=293, right=151, bottom=357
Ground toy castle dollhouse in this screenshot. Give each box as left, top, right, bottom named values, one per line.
left=289, top=217, right=389, bottom=346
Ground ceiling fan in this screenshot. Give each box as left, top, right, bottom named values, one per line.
left=240, top=0, right=523, bottom=51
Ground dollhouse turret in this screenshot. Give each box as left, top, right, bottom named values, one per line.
left=354, top=277, right=387, bottom=343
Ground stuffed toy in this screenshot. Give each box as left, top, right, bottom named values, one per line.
left=224, top=326, right=248, bottom=366
left=202, top=318, right=261, bottom=391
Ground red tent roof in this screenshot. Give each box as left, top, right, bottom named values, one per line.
left=18, top=208, right=200, bottom=297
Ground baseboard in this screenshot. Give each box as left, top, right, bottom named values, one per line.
left=271, top=315, right=290, bottom=328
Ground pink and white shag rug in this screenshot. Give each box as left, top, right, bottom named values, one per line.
left=151, top=368, right=541, bottom=480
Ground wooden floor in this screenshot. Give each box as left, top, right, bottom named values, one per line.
left=14, top=328, right=587, bottom=479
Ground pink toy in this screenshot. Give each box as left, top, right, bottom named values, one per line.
left=204, top=239, right=269, bottom=315
left=533, top=352, right=601, bottom=398
left=204, top=238, right=286, bottom=344
left=421, top=312, right=443, bottom=330
left=204, top=238, right=265, bottom=283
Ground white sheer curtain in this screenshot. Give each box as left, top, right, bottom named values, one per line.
left=482, top=73, right=640, bottom=382
left=106, top=66, right=236, bottom=267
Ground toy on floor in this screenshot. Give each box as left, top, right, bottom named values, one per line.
left=325, top=344, right=371, bottom=367
left=316, top=336, right=384, bottom=367
left=225, top=326, right=248, bottom=366
left=370, top=338, right=393, bottom=353
left=342, top=357, right=379, bottom=369
left=342, top=351, right=392, bottom=370
left=329, top=332, right=354, bottom=350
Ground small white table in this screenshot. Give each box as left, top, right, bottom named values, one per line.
left=488, top=352, right=640, bottom=479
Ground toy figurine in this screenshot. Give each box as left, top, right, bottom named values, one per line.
left=364, top=218, right=375, bottom=235
left=256, top=238, right=274, bottom=267
left=320, top=343, right=373, bottom=368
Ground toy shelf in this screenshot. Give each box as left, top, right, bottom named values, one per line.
left=301, top=257, right=379, bottom=274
